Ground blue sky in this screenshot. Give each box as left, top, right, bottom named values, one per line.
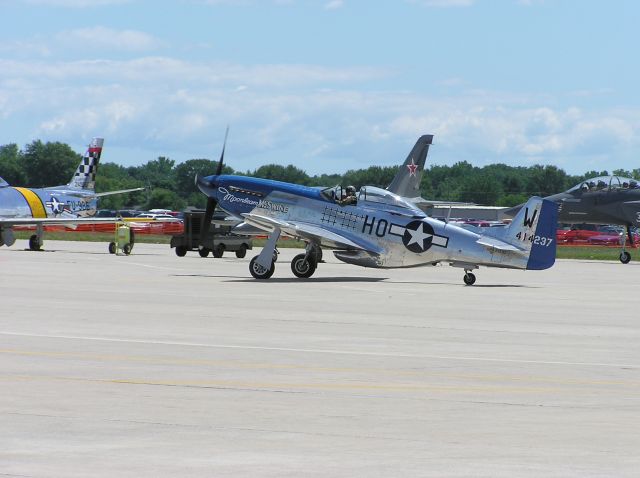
left=0, top=0, right=638, bottom=175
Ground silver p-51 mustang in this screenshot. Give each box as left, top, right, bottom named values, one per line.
left=196, top=135, right=558, bottom=285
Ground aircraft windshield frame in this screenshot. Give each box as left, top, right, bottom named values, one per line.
left=358, top=186, right=421, bottom=212
left=568, top=175, right=639, bottom=193
left=321, top=185, right=344, bottom=201
left=0, top=177, right=9, bottom=188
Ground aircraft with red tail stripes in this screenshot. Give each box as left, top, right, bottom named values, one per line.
left=0, top=137, right=143, bottom=250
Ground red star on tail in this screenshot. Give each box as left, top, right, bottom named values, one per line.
left=407, top=158, right=418, bottom=176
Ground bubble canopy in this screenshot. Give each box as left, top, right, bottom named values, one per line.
left=321, top=185, right=422, bottom=212
left=568, top=175, right=639, bottom=193
left=358, top=186, right=421, bottom=211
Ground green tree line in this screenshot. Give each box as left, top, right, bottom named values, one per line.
left=2, top=139, right=639, bottom=211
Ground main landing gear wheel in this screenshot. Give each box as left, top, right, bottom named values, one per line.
left=463, top=272, right=476, bottom=286
left=291, top=253, right=317, bottom=278
left=29, top=234, right=41, bottom=251
left=123, top=243, right=132, bottom=255
left=620, top=251, right=631, bottom=264
left=108, top=242, right=116, bottom=254
left=198, top=247, right=210, bottom=258
left=175, top=246, right=187, bottom=257
left=249, top=255, right=275, bottom=279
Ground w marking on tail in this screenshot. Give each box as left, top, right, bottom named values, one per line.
left=523, top=207, right=538, bottom=228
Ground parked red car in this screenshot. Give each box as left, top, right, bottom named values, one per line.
left=557, top=225, right=597, bottom=243
left=557, top=224, right=640, bottom=246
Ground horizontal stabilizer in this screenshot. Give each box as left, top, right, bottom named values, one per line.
left=476, top=236, right=524, bottom=252
left=88, top=187, right=146, bottom=199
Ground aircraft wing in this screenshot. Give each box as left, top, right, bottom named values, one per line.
left=476, top=236, right=525, bottom=253
left=241, top=212, right=382, bottom=252
left=63, top=187, right=146, bottom=200
left=0, top=217, right=128, bottom=227
left=408, top=197, right=476, bottom=208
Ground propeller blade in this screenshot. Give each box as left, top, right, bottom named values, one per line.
left=198, top=128, right=229, bottom=248
left=216, top=126, right=229, bottom=176
left=199, top=196, right=217, bottom=248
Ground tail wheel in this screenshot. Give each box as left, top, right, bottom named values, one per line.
left=291, top=254, right=317, bottom=278
left=235, top=244, right=247, bottom=258
left=198, top=247, right=211, bottom=258
left=108, top=242, right=116, bottom=254
left=620, top=251, right=631, bottom=264
left=463, top=272, right=476, bottom=286
left=249, top=255, right=275, bottom=279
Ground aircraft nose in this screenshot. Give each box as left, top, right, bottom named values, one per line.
left=195, top=174, right=218, bottom=197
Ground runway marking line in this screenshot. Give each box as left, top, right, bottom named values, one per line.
left=1, top=331, right=639, bottom=370
left=1, top=373, right=628, bottom=396
left=1, top=348, right=639, bottom=389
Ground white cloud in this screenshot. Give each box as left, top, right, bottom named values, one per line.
left=0, top=28, right=162, bottom=58
left=383, top=96, right=639, bottom=172
left=324, top=0, right=344, bottom=9
left=0, top=57, right=387, bottom=87
left=0, top=39, right=52, bottom=57
left=56, top=27, right=163, bottom=52
left=18, top=0, right=130, bottom=6
left=200, top=0, right=292, bottom=5
left=409, top=0, right=475, bottom=7
left=1, top=55, right=638, bottom=174
left=438, top=77, right=467, bottom=87
left=517, top=0, right=546, bottom=5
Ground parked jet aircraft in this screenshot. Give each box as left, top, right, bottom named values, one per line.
left=196, top=136, right=558, bottom=285
left=386, top=134, right=472, bottom=212
left=387, top=134, right=433, bottom=199
left=505, top=175, right=640, bottom=263
left=0, top=137, right=144, bottom=250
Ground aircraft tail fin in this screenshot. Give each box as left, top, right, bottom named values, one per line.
left=67, top=137, right=104, bottom=190
left=501, top=196, right=558, bottom=270
left=387, top=134, right=433, bottom=198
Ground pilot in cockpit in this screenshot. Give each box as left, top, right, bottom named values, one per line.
left=338, top=185, right=358, bottom=206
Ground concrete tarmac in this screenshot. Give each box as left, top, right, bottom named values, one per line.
left=1, top=241, right=639, bottom=477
